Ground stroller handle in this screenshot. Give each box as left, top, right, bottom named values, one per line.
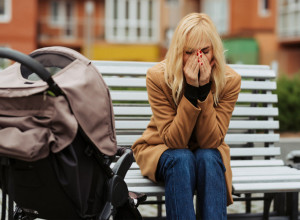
left=0, top=47, right=62, bottom=96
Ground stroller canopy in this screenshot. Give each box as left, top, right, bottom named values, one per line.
left=0, top=46, right=117, bottom=161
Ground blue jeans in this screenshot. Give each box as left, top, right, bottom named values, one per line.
left=156, top=148, right=227, bottom=220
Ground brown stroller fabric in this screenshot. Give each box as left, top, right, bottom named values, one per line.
left=0, top=46, right=117, bottom=161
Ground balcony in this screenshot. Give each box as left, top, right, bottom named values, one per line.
left=278, top=0, right=300, bottom=43
left=37, top=16, right=105, bottom=49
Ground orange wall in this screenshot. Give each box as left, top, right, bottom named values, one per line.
left=230, top=0, right=276, bottom=34
left=278, top=45, right=300, bottom=75
left=0, top=0, right=38, bottom=54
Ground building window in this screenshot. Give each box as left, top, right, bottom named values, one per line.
left=105, top=0, right=159, bottom=43
left=201, top=0, right=229, bottom=36
left=0, top=0, right=11, bottom=23
left=49, top=0, right=76, bottom=38
left=258, top=0, right=271, bottom=17
left=278, top=0, right=300, bottom=38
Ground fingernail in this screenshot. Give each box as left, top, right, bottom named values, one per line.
left=197, top=52, right=199, bottom=56
left=200, top=51, right=202, bottom=54
left=200, top=55, right=202, bottom=58
left=201, top=62, right=203, bottom=65
left=198, top=59, right=200, bottom=63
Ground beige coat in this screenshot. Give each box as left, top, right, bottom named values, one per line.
left=131, top=61, right=241, bottom=205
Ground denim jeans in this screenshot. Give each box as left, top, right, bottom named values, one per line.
left=156, top=148, right=227, bottom=220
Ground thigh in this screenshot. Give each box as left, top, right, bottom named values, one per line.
left=156, top=148, right=196, bottom=182
left=194, top=148, right=226, bottom=172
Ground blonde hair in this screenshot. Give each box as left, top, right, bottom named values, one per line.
left=165, top=13, right=226, bottom=105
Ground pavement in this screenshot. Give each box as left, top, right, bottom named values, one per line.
left=276, top=137, right=300, bottom=164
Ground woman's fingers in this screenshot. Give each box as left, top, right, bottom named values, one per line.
left=198, top=50, right=211, bottom=86
left=183, top=53, right=199, bottom=87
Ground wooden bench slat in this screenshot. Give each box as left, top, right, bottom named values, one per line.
left=115, top=120, right=279, bottom=130
left=237, top=93, right=278, bottom=103
left=232, top=107, right=278, bottom=116
left=110, top=91, right=278, bottom=103
left=104, top=77, right=276, bottom=91
left=113, top=106, right=278, bottom=117
left=241, top=81, right=276, bottom=90
left=125, top=166, right=298, bottom=179
left=233, top=182, right=300, bottom=193
left=113, top=106, right=279, bottom=116
left=232, top=166, right=296, bottom=173
left=233, top=175, right=300, bottom=183
left=226, top=134, right=280, bottom=143
left=230, top=146, right=280, bottom=157
left=94, top=61, right=276, bottom=79
left=116, top=134, right=280, bottom=146
left=125, top=160, right=284, bottom=172
left=124, top=175, right=300, bottom=187
left=230, top=159, right=284, bottom=167
left=128, top=186, right=165, bottom=196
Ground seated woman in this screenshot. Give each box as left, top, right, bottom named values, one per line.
left=132, top=13, right=241, bottom=220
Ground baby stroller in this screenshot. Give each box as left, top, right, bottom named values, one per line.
left=0, top=46, right=145, bottom=219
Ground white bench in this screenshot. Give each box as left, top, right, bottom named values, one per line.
left=93, top=61, right=300, bottom=219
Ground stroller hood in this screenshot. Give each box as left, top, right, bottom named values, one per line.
left=0, top=46, right=117, bottom=160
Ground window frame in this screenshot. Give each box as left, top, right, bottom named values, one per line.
left=258, top=0, right=271, bottom=17
left=49, top=0, right=76, bottom=38
left=0, top=0, right=11, bottom=23
left=105, top=0, right=160, bottom=44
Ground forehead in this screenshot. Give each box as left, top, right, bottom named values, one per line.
left=185, top=38, right=211, bottom=51
left=184, top=30, right=212, bottom=51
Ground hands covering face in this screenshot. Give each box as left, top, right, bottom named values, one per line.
left=183, top=48, right=215, bottom=87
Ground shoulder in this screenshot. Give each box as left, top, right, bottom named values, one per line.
left=147, top=61, right=165, bottom=81
left=225, top=65, right=241, bottom=84
left=146, top=61, right=166, bottom=88
left=224, top=65, right=242, bottom=90
left=219, top=65, right=241, bottom=98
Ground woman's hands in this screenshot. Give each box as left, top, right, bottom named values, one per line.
left=183, top=49, right=215, bottom=87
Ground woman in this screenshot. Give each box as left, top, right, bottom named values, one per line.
left=132, top=13, right=241, bottom=220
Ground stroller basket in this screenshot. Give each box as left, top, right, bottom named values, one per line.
left=0, top=47, right=143, bottom=219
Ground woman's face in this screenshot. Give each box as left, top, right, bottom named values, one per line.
left=183, top=39, right=214, bottom=67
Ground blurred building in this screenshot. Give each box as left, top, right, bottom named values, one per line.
left=202, top=0, right=300, bottom=75
left=202, top=0, right=277, bottom=67
left=0, top=0, right=300, bottom=74
left=277, top=0, right=300, bottom=75
left=0, top=0, right=38, bottom=53
left=36, top=0, right=199, bottom=62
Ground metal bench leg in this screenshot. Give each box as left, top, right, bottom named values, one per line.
left=245, top=193, right=252, bottom=213
left=157, top=196, right=162, bottom=218
left=274, top=193, right=286, bottom=216
left=286, top=192, right=298, bottom=220
left=263, top=193, right=274, bottom=219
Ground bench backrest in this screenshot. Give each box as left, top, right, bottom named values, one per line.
left=93, top=61, right=280, bottom=161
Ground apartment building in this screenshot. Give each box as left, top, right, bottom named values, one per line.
left=36, top=0, right=199, bottom=61
left=1, top=0, right=299, bottom=74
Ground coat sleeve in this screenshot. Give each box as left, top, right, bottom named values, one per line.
left=146, top=69, right=201, bottom=149
left=194, top=73, right=241, bottom=149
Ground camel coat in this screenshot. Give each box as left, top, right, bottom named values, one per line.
left=131, top=61, right=241, bottom=205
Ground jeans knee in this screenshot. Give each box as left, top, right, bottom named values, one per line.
left=168, top=149, right=195, bottom=166
left=195, top=149, right=225, bottom=172
left=161, top=149, right=196, bottom=174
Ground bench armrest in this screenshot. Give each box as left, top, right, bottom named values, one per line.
left=112, top=147, right=134, bottom=179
